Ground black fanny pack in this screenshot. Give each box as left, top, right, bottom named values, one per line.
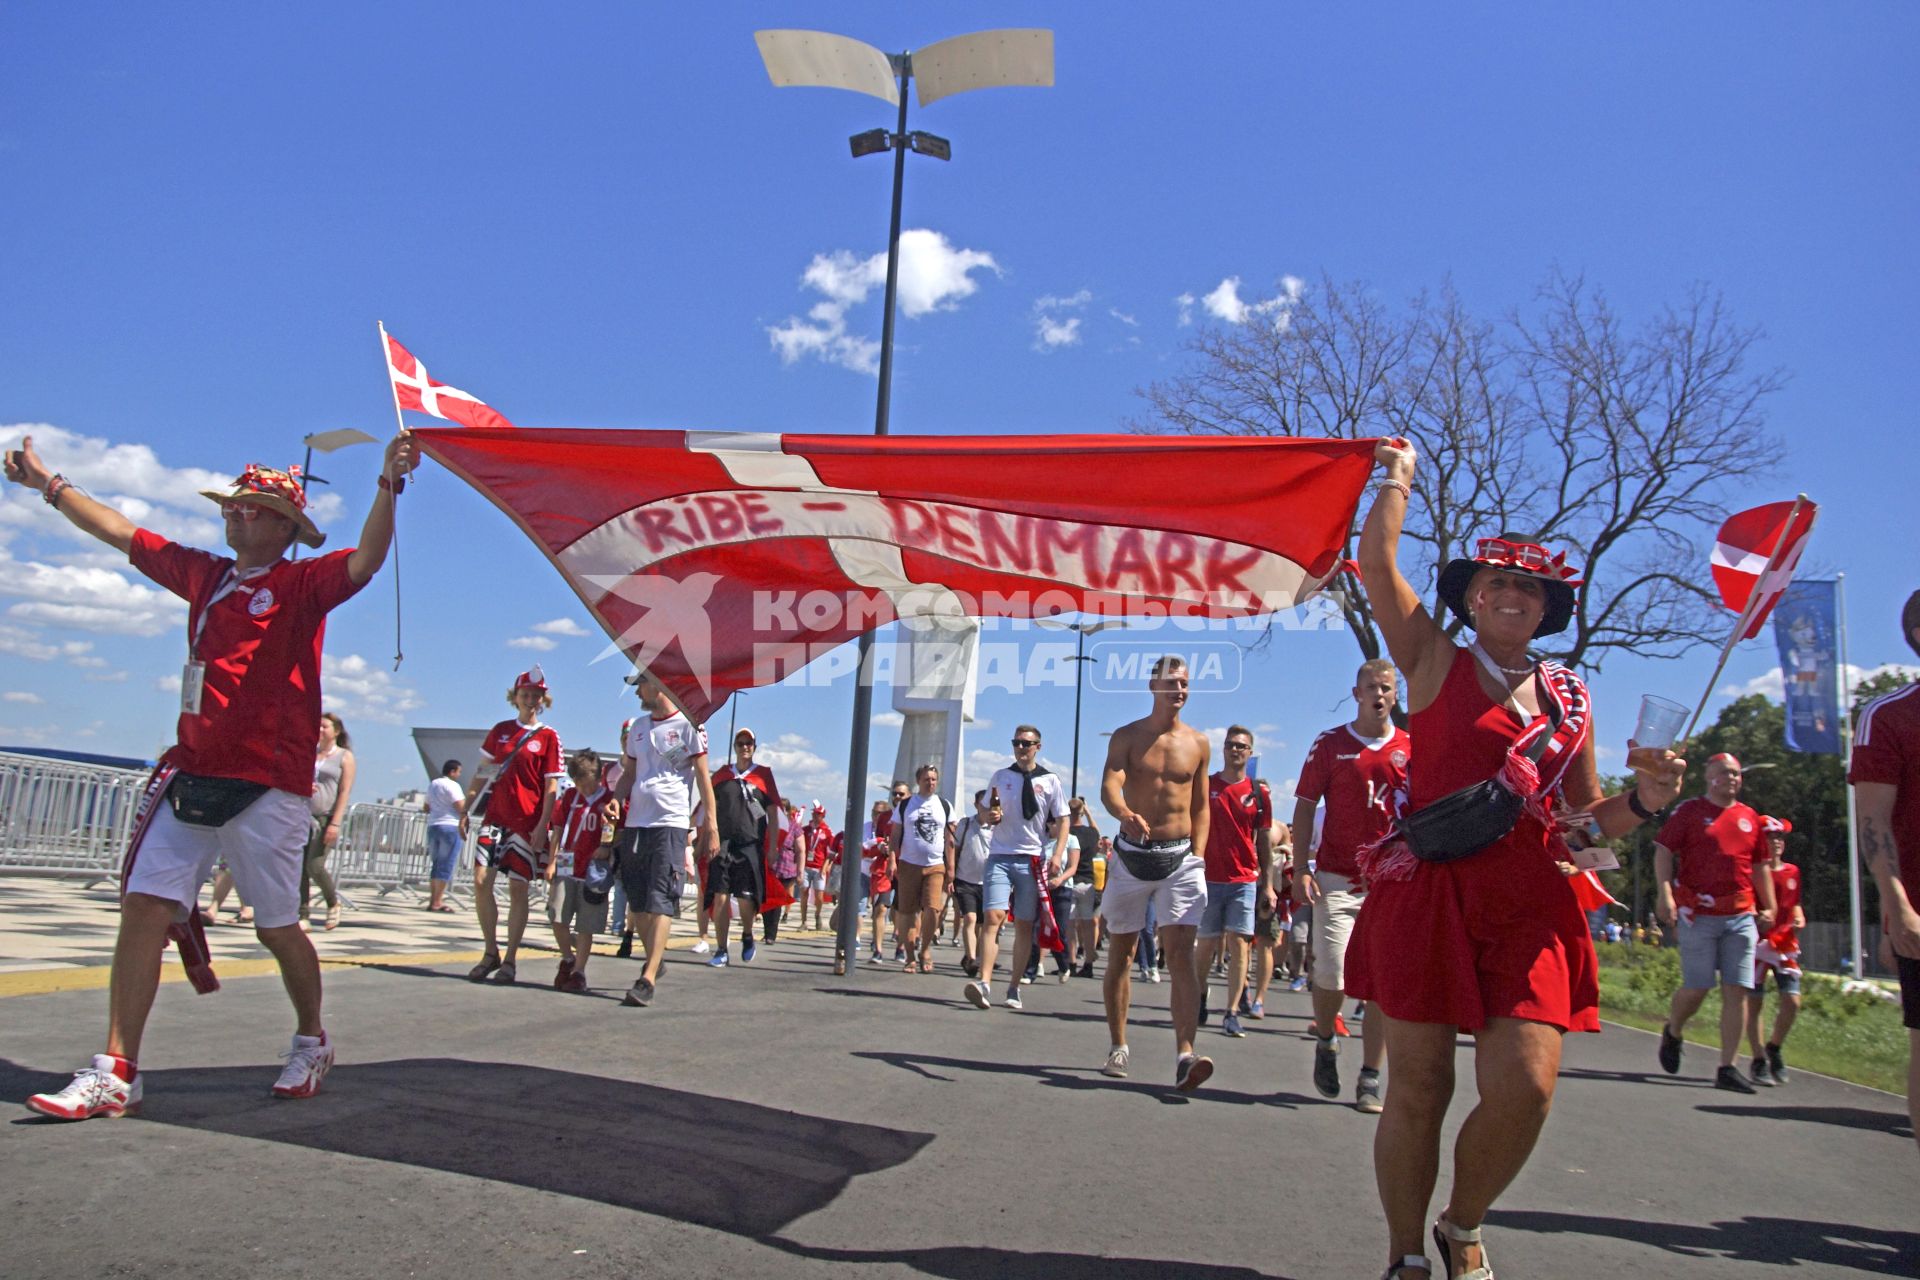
left=1397, top=689, right=1562, bottom=864
left=167, top=771, right=270, bottom=828
left=1115, top=838, right=1191, bottom=882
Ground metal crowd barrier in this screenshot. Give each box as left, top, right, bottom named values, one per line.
left=0, top=750, right=148, bottom=884
left=331, top=802, right=433, bottom=904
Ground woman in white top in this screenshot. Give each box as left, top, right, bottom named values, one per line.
left=303, top=712, right=356, bottom=930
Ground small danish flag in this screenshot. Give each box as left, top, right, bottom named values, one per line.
left=381, top=324, right=516, bottom=431
left=1710, top=498, right=1817, bottom=640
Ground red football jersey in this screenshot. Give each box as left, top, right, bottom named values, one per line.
left=1204, top=773, right=1272, bottom=883
left=1294, top=724, right=1411, bottom=879
left=131, top=530, right=365, bottom=795
left=1763, top=860, right=1803, bottom=956
left=552, top=784, right=612, bottom=878
left=1658, top=798, right=1763, bottom=915
left=480, top=718, right=564, bottom=837
left=1850, top=682, right=1920, bottom=903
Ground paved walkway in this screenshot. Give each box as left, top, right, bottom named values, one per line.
left=1, top=880, right=1913, bottom=1278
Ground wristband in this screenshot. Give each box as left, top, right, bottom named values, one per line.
left=1377, top=479, right=1411, bottom=501
left=43, top=475, right=70, bottom=508
left=1626, top=789, right=1663, bottom=823
left=378, top=473, right=407, bottom=495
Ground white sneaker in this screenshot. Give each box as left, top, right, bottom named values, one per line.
left=26, top=1055, right=142, bottom=1120
left=272, top=1032, right=335, bottom=1099
left=691, top=940, right=712, bottom=956
left=1102, top=1045, right=1131, bottom=1078
left=963, top=980, right=992, bottom=1010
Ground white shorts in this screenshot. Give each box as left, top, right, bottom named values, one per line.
left=1310, top=870, right=1366, bottom=992
left=1099, top=852, right=1207, bottom=934
left=125, top=787, right=311, bottom=929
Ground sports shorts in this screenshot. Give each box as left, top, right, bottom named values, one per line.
left=1100, top=840, right=1206, bottom=934
left=547, top=876, right=608, bottom=935
left=704, top=842, right=760, bottom=906
left=951, top=878, right=983, bottom=918
left=616, top=825, right=686, bottom=917
left=1901, top=954, right=1920, bottom=1031
left=480, top=827, right=547, bottom=884
left=1309, top=869, right=1366, bottom=992
left=1070, top=886, right=1101, bottom=921
left=125, top=785, right=310, bottom=930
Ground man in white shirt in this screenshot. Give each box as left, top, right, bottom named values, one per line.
left=615, top=669, right=718, bottom=1009
left=950, top=790, right=994, bottom=977
left=890, top=763, right=956, bottom=973
left=963, top=725, right=1071, bottom=1011
left=423, top=760, right=467, bottom=913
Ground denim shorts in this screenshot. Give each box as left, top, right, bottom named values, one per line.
left=1677, top=911, right=1758, bottom=990
left=426, top=825, right=462, bottom=882
left=983, top=855, right=1039, bottom=922
left=1199, top=880, right=1258, bottom=938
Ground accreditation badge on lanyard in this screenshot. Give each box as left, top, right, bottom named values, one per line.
left=183, top=568, right=249, bottom=718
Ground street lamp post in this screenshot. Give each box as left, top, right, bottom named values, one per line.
left=756, top=28, right=1052, bottom=973
left=1035, top=616, right=1129, bottom=798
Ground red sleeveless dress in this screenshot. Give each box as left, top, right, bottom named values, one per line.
left=1344, top=648, right=1600, bottom=1033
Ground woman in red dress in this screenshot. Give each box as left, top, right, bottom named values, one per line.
left=1348, top=440, right=1686, bottom=1280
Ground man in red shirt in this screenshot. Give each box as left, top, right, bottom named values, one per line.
left=1292, top=658, right=1409, bottom=1113
left=466, top=666, right=565, bottom=986
left=1655, top=753, right=1777, bottom=1093
left=1194, top=725, right=1275, bottom=1040
left=1849, top=588, right=1920, bottom=1151
left=14, top=433, right=416, bottom=1120
left=1745, top=815, right=1806, bottom=1086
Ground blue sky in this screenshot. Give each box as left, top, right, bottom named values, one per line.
left=3, top=5, right=1916, bottom=810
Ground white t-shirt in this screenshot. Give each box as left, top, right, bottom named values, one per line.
left=622, top=711, right=708, bottom=830
left=953, top=813, right=993, bottom=883
left=896, top=793, right=952, bottom=868
left=987, top=767, right=1068, bottom=859
left=427, top=777, right=465, bottom=828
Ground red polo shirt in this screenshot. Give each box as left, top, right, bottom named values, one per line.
left=1294, top=724, right=1411, bottom=879
left=1658, top=798, right=1763, bottom=915
left=1204, top=773, right=1271, bottom=883
left=130, top=529, right=363, bottom=796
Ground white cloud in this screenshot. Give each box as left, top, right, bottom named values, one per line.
left=321, top=652, right=424, bottom=726
left=0, top=722, right=57, bottom=745
left=532, top=617, right=590, bottom=637
left=1175, top=292, right=1197, bottom=326
left=872, top=710, right=905, bottom=728
left=1032, top=289, right=1091, bottom=352
left=1195, top=274, right=1306, bottom=328
left=508, top=635, right=559, bottom=651
left=0, top=546, right=186, bottom=637
left=83, top=670, right=129, bottom=683
left=3, top=691, right=43, bottom=704
left=1109, top=308, right=1139, bottom=328
left=755, top=731, right=847, bottom=810
left=768, top=229, right=1000, bottom=375
left=155, top=672, right=183, bottom=693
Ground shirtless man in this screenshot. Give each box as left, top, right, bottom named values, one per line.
left=1098, top=655, right=1214, bottom=1091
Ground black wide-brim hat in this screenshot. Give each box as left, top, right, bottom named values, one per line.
left=1436, top=536, right=1583, bottom=638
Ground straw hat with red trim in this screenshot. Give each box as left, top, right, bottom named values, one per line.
left=200, top=463, right=324, bottom=548
left=1437, top=535, right=1584, bottom=638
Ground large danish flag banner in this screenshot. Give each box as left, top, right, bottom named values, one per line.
left=413, top=427, right=1376, bottom=722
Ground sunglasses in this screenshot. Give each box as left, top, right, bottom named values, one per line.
left=221, top=502, right=266, bottom=522
left=1012, top=738, right=1039, bottom=749
left=1225, top=741, right=1252, bottom=751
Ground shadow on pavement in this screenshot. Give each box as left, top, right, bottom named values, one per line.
left=1487, top=1209, right=1920, bottom=1274
left=0, top=1056, right=930, bottom=1238
left=1555, top=1065, right=1703, bottom=1089
left=763, top=1237, right=1296, bottom=1279
left=851, top=1048, right=1318, bottom=1110
left=1694, top=1102, right=1913, bottom=1138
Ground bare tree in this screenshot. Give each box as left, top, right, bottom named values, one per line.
left=1134, top=271, right=1786, bottom=674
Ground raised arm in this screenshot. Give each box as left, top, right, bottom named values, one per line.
left=4, top=435, right=137, bottom=554
left=1356, top=439, right=1454, bottom=710
left=346, top=434, right=421, bottom=586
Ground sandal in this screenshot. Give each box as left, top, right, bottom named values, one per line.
left=324, top=902, right=342, bottom=931
left=466, top=953, right=501, bottom=982
left=1383, top=1260, right=1431, bottom=1279
left=1433, top=1216, right=1492, bottom=1280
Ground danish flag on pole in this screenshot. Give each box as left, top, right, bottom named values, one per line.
left=381, top=325, right=516, bottom=431
left=411, top=427, right=1376, bottom=722
left=1710, top=498, right=1818, bottom=640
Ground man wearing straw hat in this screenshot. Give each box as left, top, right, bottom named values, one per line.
left=8, top=432, right=417, bottom=1120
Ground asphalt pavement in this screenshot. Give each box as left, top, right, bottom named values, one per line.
left=2, top=930, right=1913, bottom=1279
